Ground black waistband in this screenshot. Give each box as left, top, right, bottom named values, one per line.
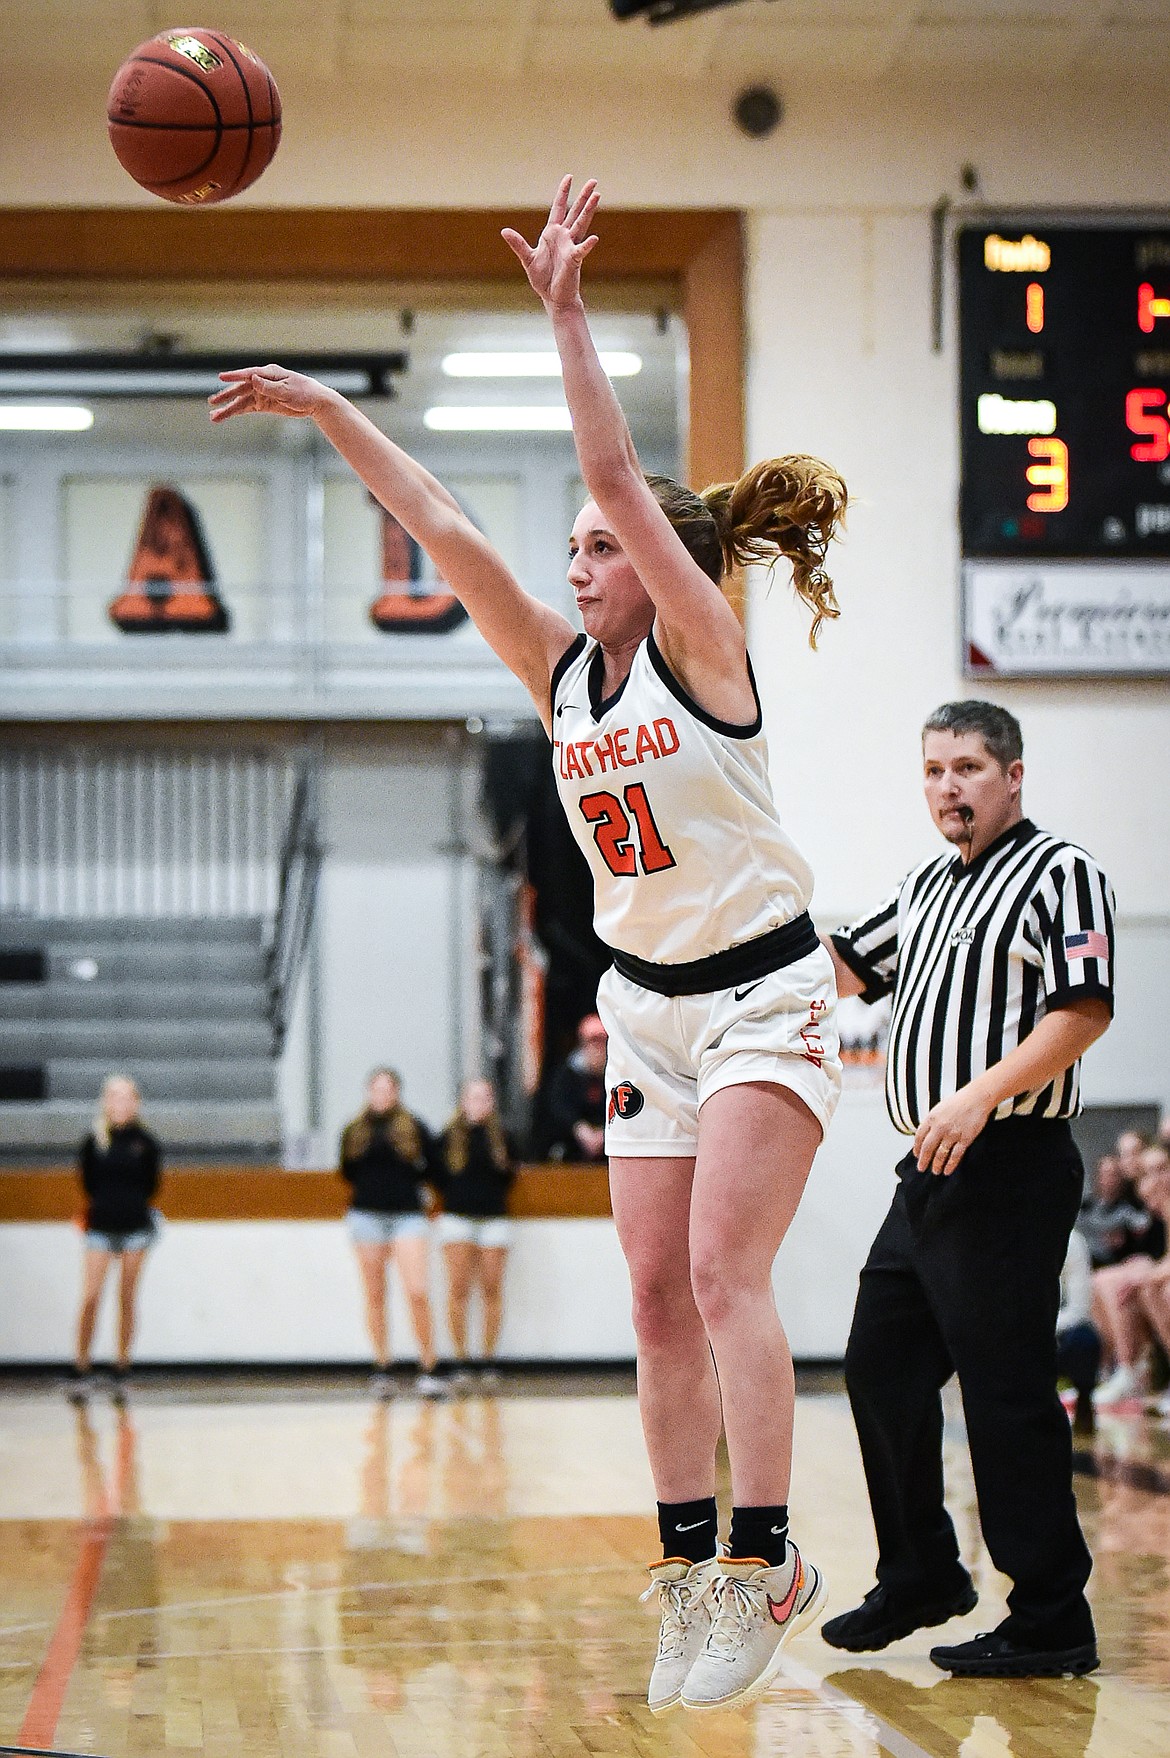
left=984, top=1113, right=1076, bottom=1135
left=609, top=911, right=820, bottom=997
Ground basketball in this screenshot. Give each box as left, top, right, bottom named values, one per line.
left=107, top=28, right=281, bottom=205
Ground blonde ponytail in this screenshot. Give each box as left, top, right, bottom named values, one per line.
left=700, top=456, right=847, bottom=649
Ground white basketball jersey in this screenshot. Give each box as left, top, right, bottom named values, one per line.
left=550, top=631, right=813, bottom=964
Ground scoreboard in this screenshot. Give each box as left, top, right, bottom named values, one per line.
left=958, top=222, right=1170, bottom=674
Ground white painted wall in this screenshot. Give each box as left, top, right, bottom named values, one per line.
left=0, top=1218, right=635, bottom=1364
left=5, top=65, right=1170, bottom=214
left=314, top=726, right=470, bottom=1147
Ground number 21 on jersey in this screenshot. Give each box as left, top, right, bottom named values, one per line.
left=580, top=783, right=676, bottom=876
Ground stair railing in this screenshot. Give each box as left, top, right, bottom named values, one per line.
left=267, top=757, right=324, bottom=1050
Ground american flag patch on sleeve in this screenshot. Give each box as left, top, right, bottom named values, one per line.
left=1065, top=930, right=1110, bottom=961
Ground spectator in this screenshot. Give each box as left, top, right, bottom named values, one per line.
left=1092, top=1145, right=1170, bottom=1406
left=437, top=1077, right=517, bottom=1381
left=545, top=1013, right=607, bottom=1161
left=73, top=1075, right=161, bottom=1398
left=1079, top=1152, right=1149, bottom=1268
left=339, top=1068, right=444, bottom=1397
left=1136, top=1153, right=1170, bottom=1418
left=1115, top=1128, right=1147, bottom=1189
left=1056, top=1229, right=1100, bottom=1435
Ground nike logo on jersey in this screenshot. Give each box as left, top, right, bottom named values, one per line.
left=767, top=1558, right=804, bottom=1626
left=734, top=980, right=765, bottom=1001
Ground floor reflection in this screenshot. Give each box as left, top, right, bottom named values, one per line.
left=823, top=1667, right=1101, bottom=1758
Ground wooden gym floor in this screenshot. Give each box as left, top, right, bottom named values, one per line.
left=2, top=1371, right=1169, bottom=1758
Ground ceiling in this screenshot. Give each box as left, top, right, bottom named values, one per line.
left=4, top=0, right=1169, bottom=88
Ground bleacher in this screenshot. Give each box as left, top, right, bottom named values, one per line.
left=0, top=915, right=280, bottom=1162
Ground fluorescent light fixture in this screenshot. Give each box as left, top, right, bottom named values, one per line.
left=977, top=394, right=1057, bottom=436
left=442, top=351, right=642, bottom=378
left=425, top=406, right=573, bottom=431
left=0, top=404, right=93, bottom=431
left=0, top=352, right=406, bottom=399
left=0, top=368, right=374, bottom=397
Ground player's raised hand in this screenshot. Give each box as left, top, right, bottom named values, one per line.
left=208, top=365, right=328, bottom=423
left=502, top=176, right=600, bottom=310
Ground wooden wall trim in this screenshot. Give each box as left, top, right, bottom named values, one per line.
left=682, top=213, right=745, bottom=494
left=0, top=207, right=731, bottom=284
left=0, top=205, right=746, bottom=493
left=0, top=1165, right=613, bottom=1223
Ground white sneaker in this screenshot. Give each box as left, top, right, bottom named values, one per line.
left=680, top=1548, right=825, bottom=1712
left=640, top=1554, right=720, bottom=1714
left=1092, top=1363, right=1145, bottom=1406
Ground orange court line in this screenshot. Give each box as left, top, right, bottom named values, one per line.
left=17, top=1518, right=113, bottom=1750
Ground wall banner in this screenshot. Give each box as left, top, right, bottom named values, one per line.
left=369, top=504, right=469, bottom=635
left=110, top=484, right=230, bottom=633
left=963, top=560, right=1170, bottom=677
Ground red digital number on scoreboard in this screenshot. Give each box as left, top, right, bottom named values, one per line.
left=1126, top=388, right=1170, bottom=463
left=1138, top=284, right=1170, bottom=333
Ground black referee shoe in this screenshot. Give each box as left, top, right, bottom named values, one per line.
left=930, top=1627, right=1098, bottom=1677
left=821, top=1579, right=977, bottom=1652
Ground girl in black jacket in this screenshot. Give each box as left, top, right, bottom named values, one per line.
left=437, top=1078, right=516, bottom=1378
left=340, top=1068, right=443, bottom=1394
left=74, top=1075, right=161, bottom=1394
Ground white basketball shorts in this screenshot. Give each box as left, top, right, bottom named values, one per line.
left=595, top=944, right=841, bottom=1158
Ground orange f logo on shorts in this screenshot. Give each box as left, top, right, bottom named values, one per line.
left=608, top=1082, right=645, bottom=1122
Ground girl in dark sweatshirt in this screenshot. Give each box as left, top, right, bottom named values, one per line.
left=340, top=1067, right=443, bottom=1394
left=437, top=1078, right=516, bottom=1378
left=74, top=1074, right=161, bottom=1394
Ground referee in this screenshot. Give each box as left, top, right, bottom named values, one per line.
left=822, top=699, right=1113, bottom=1678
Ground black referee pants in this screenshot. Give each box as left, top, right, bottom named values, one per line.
left=844, top=1115, right=1094, bottom=1648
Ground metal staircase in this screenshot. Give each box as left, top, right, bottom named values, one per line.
left=0, top=745, right=321, bottom=1164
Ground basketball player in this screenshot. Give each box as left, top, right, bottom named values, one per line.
left=210, top=175, right=847, bottom=1713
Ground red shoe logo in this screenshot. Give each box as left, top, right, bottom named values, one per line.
left=766, top=1558, right=804, bottom=1626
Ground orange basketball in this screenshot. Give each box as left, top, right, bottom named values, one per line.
left=107, top=28, right=281, bottom=205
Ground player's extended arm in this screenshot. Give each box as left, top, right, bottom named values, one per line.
left=503, top=181, right=750, bottom=704
left=209, top=367, right=575, bottom=729
left=913, top=996, right=1112, bottom=1175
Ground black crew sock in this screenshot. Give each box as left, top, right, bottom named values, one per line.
left=657, top=1497, right=718, bottom=1565
left=728, top=1504, right=789, bottom=1567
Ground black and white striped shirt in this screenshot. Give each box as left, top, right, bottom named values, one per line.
left=832, top=819, right=1115, bottom=1135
